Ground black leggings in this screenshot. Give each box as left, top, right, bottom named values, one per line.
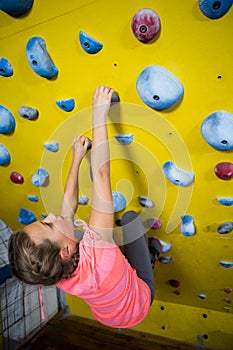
left=121, top=211, right=155, bottom=305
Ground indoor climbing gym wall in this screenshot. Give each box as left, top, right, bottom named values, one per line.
left=0, top=0, right=233, bottom=349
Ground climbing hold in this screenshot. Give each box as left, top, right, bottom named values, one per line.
left=216, top=197, right=233, bottom=206
left=149, top=236, right=172, bottom=253
left=0, top=0, right=34, bottom=17
left=0, top=144, right=10, bottom=165
left=18, top=106, right=38, bottom=120
left=131, top=8, right=161, bottom=43
left=31, top=168, right=49, bottom=187
left=111, top=92, right=120, bottom=105
left=224, top=298, right=232, bottom=304
left=136, top=65, right=184, bottom=110
left=0, top=58, right=13, bottom=77
left=199, top=294, right=207, bottom=299
left=163, top=161, right=194, bottom=187
left=159, top=256, right=172, bottom=264
left=26, top=37, right=58, bottom=79
left=180, top=215, right=195, bottom=236
left=169, top=279, right=180, bottom=288
left=18, top=208, right=36, bottom=225
left=0, top=105, right=15, bottom=134
left=114, top=134, right=134, bottom=145
left=43, top=142, right=59, bottom=152
left=56, top=98, right=75, bottom=112
left=144, top=217, right=162, bottom=229
left=27, top=195, right=39, bottom=202
left=217, top=222, right=233, bottom=234
left=224, top=287, right=232, bottom=294
left=78, top=195, right=89, bottom=205
left=87, top=138, right=92, bottom=150
left=174, top=290, right=181, bottom=295
left=112, top=191, right=127, bottom=212
left=138, top=196, right=154, bottom=208
left=201, top=111, right=233, bottom=151
left=115, top=219, right=122, bottom=226
left=79, top=31, right=103, bottom=54
left=214, top=162, right=233, bottom=180
left=219, top=261, right=233, bottom=268
left=199, top=0, right=232, bottom=19
left=10, top=171, right=24, bottom=184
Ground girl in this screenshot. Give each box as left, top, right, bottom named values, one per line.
left=8, top=86, right=161, bottom=328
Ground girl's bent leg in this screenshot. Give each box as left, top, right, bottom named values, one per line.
left=121, top=210, right=155, bottom=305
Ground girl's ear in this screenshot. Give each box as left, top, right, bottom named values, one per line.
left=60, top=244, right=73, bottom=260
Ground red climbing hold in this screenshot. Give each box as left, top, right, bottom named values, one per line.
left=10, top=171, right=24, bottom=184
left=214, top=162, right=233, bottom=180
left=131, top=8, right=161, bottom=43
left=169, top=279, right=180, bottom=288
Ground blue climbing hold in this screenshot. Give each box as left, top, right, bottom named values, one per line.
left=219, top=261, right=233, bottom=268
left=26, top=37, right=58, bottom=79
left=79, top=31, right=103, bottom=54
left=112, top=191, right=127, bottom=212
left=18, top=106, right=38, bottom=120
left=43, top=142, right=59, bottom=152
left=201, top=111, right=233, bottom=151
left=56, top=98, right=75, bottom=112
left=18, top=208, right=36, bottom=225
left=78, top=195, right=89, bottom=205
left=136, top=65, right=184, bottom=110
left=114, top=134, right=134, bottom=145
left=180, top=215, right=195, bottom=236
left=217, top=222, right=233, bottom=234
left=27, top=195, right=39, bottom=202
left=0, top=105, right=15, bottom=134
left=138, top=196, right=154, bottom=208
left=216, top=197, right=233, bottom=206
left=0, top=58, right=13, bottom=77
left=151, top=236, right=172, bottom=253
left=163, top=161, right=194, bottom=187
left=199, top=293, right=207, bottom=299
left=0, top=0, right=34, bottom=17
left=159, top=256, right=172, bottom=264
left=0, top=144, right=10, bottom=165
left=199, top=0, right=232, bottom=19
left=31, top=168, right=49, bottom=187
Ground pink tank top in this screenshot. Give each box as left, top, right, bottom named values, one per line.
left=56, top=220, right=151, bottom=328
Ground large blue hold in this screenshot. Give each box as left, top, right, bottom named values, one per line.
left=136, top=65, right=184, bottom=110
left=0, top=105, right=15, bottom=134
left=163, top=161, right=194, bottom=187
left=112, top=191, right=127, bottom=212
left=180, top=215, right=195, bottom=236
left=0, top=144, right=10, bottom=165
left=0, top=58, right=13, bottom=77
left=32, top=168, right=49, bottom=187
left=56, top=98, right=75, bottom=112
left=79, top=31, right=103, bottom=54
left=18, top=208, right=36, bottom=225
left=0, top=0, right=34, bottom=17
left=201, top=110, right=233, bottom=151
left=199, top=0, right=232, bottom=19
left=26, top=37, right=58, bottom=79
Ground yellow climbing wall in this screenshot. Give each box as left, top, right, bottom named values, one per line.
left=0, top=0, right=233, bottom=349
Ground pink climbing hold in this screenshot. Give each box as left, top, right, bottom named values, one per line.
left=10, top=171, right=24, bottom=184
left=144, top=218, right=162, bottom=229
left=224, top=298, right=232, bottom=304
left=224, top=287, right=232, bottom=294
left=214, top=162, right=233, bottom=180
left=131, top=8, right=161, bottom=43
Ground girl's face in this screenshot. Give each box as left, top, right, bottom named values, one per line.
left=24, top=213, right=78, bottom=247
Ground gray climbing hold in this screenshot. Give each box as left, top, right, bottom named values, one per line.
left=136, top=65, right=184, bottom=110
left=18, top=208, right=36, bottom=225
left=138, top=196, right=154, bottom=208
left=31, top=168, right=49, bottom=187
left=43, top=142, right=59, bottom=152
left=217, top=222, right=233, bottom=234
left=114, top=134, right=134, bottom=145
left=159, top=256, right=172, bottom=264
left=18, top=106, right=39, bottom=120
left=163, top=161, right=194, bottom=187
left=0, top=144, right=10, bottom=165
left=26, top=36, right=58, bottom=79
left=180, top=215, right=195, bottom=236
left=0, top=58, right=13, bottom=77
left=0, top=105, right=15, bottom=134
left=78, top=195, right=89, bottom=205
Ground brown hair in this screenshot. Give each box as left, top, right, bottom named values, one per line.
left=8, top=230, right=79, bottom=286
